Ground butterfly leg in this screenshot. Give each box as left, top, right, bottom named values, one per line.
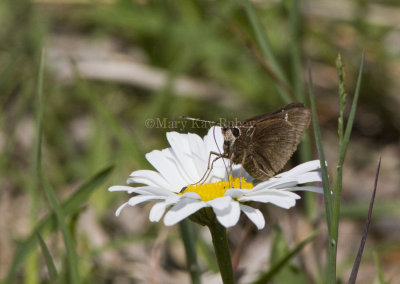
left=193, top=151, right=225, bottom=185
left=227, top=154, right=234, bottom=187
left=238, top=150, right=248, bottom=188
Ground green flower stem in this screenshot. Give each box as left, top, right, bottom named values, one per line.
left=207, top=221, right=235, bottom=284
left=179, top=220, right=201, bottom=284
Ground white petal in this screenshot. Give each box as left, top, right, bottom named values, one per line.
left=115, top=202, right=130, bottom=216
left=245, top=188, right=300, bottom=199
left=251, top=161, right=322, bottom=191
left=181, top=192, right=201, bottom=199
left=164, top=198, right=206, bottom=226
left=240, top=204, right=265, bottom=230
left=295, top=172, right=322, bottom=184
left=149, top=195, right=182, bottom=222
left=127, top=170, right=168, bottom=188
left=135, top=186, right=175, bottom=196
left=206, top=196, right=232, bottom=210
left=109, top=185, right=173, bottom=196
left=251, top=178, right=286, bottom=191
left=110, top=185, right=155, bottom=195
left=269, top=180, right=298, bottom=189
left=239, top=191, right=298, bottom=209
left=213, top=200, right=241, bottom=228
left=255, top=172, right=322, bottom=191
left=188, top=133, right=208, bottom=176
left=127, top=195, right=165, bottom=207
left=283, top=186, right=323, bottom=193
left=149, top=202, right=168, bottom=222
left=114, top=193, right=175, bottom=217
left=146, top=149, right=187, bottom=191
left=204, top=126, right=224, bottom=152
left=167, top=132, right=200, bottom=181
left=276, top=160, right=321, bottom=178
left=225, top=188, right=251, bottom=199
left=109, top=185, right=133, bottom=192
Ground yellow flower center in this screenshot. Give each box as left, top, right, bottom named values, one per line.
left=180, top=177, right=253, bottom=201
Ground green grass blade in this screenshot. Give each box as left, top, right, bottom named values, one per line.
left=243, top=0, right=292, bottom=103
left=179, top=220, right=201, bottom=284
left=333, top=53, right=364, bottom=221
left=39, top=166, right=80, bottom=284
left=340, top=53, right=365, bottom=165
left=25, top=46, right=45, bottom=284
left=287, top=0, right=304, bottom=103
left=34, top=50, right=44, bottom=176
left=5, top=51, right=113, bottom=284
left=307, top=61, right=336, bottom=283
left=5, top=165, right=113, bottom=283
left=307, top=61, right=332, bottom=227
left=286, top=0, right=314, bottom=218
left=36, top=231, right=58, bottom=282
left=336, top=54, right=347, bottom=146
left=253, top=231, right=318, bottom=284
left=332, top=53, right=347, bottom=236
left=61, top=166, right=114, bottom=213
left=31, top=50, right=80, bottom=283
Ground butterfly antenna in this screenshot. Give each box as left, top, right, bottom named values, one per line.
left=180, top=115, right=222, bottom=126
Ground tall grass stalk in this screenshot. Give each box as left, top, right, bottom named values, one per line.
left=242, top=0, right=292, bottom=103
left=308, top=54, right=364, bottom=283
left=35, top=50, right=80, bottom=284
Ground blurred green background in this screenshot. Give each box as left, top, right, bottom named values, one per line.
left=1, top=0, right=399, bottom=283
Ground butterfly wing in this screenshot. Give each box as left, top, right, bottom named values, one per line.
left=242, top=104, right=310, bottom=180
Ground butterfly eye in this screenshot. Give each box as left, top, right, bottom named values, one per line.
left=232, top=127, right=240, bottom=137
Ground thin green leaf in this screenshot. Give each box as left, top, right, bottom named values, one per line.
left=269, top=226, right=284, bottom=267
left=34, top=49, right=44, bottom=177
left=32, top=51, right=80, bottom=283
left=348, top=157, right=380, bottom=284
left=253, top=231, right=318, bottom=284
left=340, top=52, right=365, bottom=164
left=6, top=165, right=113, bottom=283
left=179, top=220, right=201, bottom=284
left=287, top=0, right=304, bottom=103
left=26, top=46, right=45, bottom=284
left=286, top=0, right=314, bottom=219
left=307, top=60, right=332, bottom=227
left=39, top=164, right=80, bottom=284
left=336, top=53, right=347, bottom=144
left=332, top=53, right=348, bottom=243
left=243, top=0, right=292, bottom=103
left=308, top=60, right=336, bottom=283
left=332, top=53, right=347, bottom=227
left=36, top=231, right=58, bottom=282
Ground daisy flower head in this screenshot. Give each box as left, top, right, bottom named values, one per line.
left=109, top=126, right=323, bottom=230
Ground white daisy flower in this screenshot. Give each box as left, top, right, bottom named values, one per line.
left=109, top=127, right=323, bottom=230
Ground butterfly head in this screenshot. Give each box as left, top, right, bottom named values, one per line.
left=222, top=126, right=241, bottom=153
